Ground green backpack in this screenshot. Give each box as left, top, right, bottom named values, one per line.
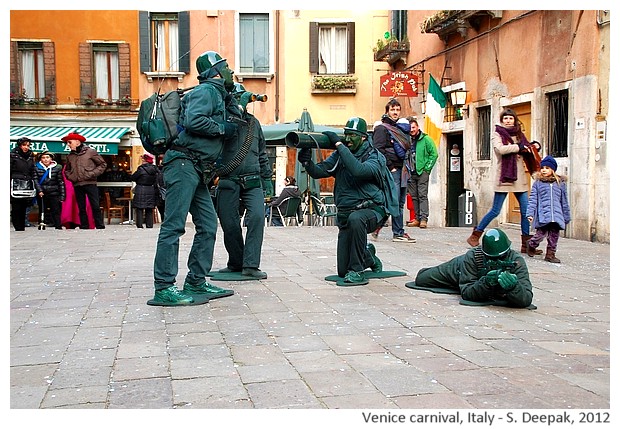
left=136, top=89, right=189, bottom=155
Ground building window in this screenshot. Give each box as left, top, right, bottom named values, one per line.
left=309, top=22, right=355, bottom=75
left=93, top=44, right=119, bottom=101
left=139, top=11, right=190, bottom=74
left=18, top=42, right=45, bottom=100
left=239, top=13, right=270, bottom=74
left=151, top=13, right=179, bottom=72
left=547, top=89, right=569, bottom=157
left=477, top=106, right=491, bottom=160
left=390, top=10, right=408, bottom=42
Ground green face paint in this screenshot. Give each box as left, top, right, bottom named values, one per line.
left=344, top=133, right=363, bottom=152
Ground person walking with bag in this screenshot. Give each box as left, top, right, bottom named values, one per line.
left=33, top=151, right=65, bottom=229
left=10, top=137, right=37, bottom=231
left=466, top=108, right=541, bottom=255
left=131, top=153, right=159, bottom=228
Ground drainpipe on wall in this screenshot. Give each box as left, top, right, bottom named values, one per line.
left=274, top=10, right=280, bottom=122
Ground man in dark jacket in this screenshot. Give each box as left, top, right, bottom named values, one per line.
left=410, top=228, right=533, bottom=308
left=149, top=51, right=238, bottom=306
left=34, top=151, right=65, bottom=229
left=62, top=132, right=107, bottom=229
left=298, top=117, right=399, bottom=285
left=215, top=83, right=273, bottom=279
left=371, top=99, right=414, bottom=242
left=10, top=137, right=37, bottom=231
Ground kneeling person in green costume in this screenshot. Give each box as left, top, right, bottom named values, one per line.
left=413, top=228, right=533, bottom=308
left=299, top=117, right=399, bottom=285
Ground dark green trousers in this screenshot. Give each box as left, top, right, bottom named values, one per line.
left=153, top=158, right=218, bottom=291
left=216, top=179, right=265, bottom=270
left=336, top=208, right=381, bottom=277
left=414, top=254, right=463, bottom=291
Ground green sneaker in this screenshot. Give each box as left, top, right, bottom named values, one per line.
left=367, top=243, right=383, bottom=273
left=183, top=281, right=234, bottom=299
left=149, top=286, right=195, bottom=306
left=343, top=270, right=369, bottom=285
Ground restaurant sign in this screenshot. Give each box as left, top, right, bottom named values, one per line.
left=379, top=71, right=418, bottom=97
left=9, top=141, right=118, bottom=155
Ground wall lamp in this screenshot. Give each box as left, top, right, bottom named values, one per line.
left=419, top=99, right=426, bottom=115
left=449, top=89, right=468, bottom=107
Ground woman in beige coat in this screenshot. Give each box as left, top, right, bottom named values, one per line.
left=466, top=108, right=541, bottom=254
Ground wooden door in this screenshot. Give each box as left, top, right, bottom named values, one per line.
left=507, top=104, right=532, bottom=224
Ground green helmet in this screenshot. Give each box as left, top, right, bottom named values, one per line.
left=481, top=228, right=512, bottom=258
left=343, top=117, right=368, bottom=136
left=196, top=51, right=226, bottom=76
left=233, top=83, right=246, bottom=95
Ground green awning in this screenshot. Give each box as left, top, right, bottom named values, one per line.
left=10, top=126, right=131, bottom=155
left=10, top=126, right=131, bottom=143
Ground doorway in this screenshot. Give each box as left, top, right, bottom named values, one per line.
left=446, top=133, right=464, bottom=226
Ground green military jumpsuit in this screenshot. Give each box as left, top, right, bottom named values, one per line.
left=415, top=247, right=534, bottom=308
left=153, top=76, right=229, bottom=291
left=304, top=139, right=398, bottom=278
left=216, top=102, right=273, bottom=273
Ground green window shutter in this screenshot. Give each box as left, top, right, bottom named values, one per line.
left=139, top=11, right=151, bottom=73
left=240, top=13, right=269, bottom=73
left=347, top=22, right=355, bottom=74
left=309, top=22, right=319, bottom=73
left=178, top=11, right=190, bottom=73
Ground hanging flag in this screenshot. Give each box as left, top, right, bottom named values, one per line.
left=424, top=73, right=447, bottom=145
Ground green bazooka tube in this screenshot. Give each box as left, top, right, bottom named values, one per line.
left=285, top=131, right=346, bottom=149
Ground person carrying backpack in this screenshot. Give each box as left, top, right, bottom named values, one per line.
left=148, top=51, right=239, bottom=307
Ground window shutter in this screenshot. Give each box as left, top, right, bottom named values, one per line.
left=309, top=22, right=319, bottom=73
left=119, top=43, right=131, bottom=97
left=139, top=11, right=151, bottom=73
left=42, top=42, right=56, bottom=99
left=10, top=41, right=19, bottom=95
left=79, top=42, right=93, bottom=100
left=347, top=22, right=355, bottom=74
left=178, top=11, right=190, bottom=73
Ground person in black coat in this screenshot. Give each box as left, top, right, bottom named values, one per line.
left=131, top=153, right=159, bottom=228
left=10, top=137, right=37, bottom=231
left=33, top=151, right=66, bottom=229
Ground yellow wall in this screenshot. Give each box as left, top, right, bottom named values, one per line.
left=277, top=10, right=389, bottom=128
left=10, top=10, right=140, bottom=106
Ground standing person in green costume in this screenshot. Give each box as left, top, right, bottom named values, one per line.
left=148, top=51, right=238, bottom=306
left=215, top=83, right=273, bottom=279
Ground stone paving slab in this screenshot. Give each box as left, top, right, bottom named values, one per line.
left=9, top=223, right=611, bottom=422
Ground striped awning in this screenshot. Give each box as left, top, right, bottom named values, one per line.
left=10, top=126, right=131, bottom=143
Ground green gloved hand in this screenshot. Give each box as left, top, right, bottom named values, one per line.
left=322, top=130, right=342, bottom=147
left=498, top=271, right=518, bottom=290
left=485, top=270, right=500, bottom=286
left=262, top=178, right=274, bottom=198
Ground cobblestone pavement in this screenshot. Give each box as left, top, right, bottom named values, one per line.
left=9, top=221, right=611, bottom=422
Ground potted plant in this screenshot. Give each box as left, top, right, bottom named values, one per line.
left=312, top=75, right=358, bottom=92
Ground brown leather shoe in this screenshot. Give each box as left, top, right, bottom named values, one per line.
left=419, top=220, right=427, bottom=228
left=406, top=220, right=420, bottom=227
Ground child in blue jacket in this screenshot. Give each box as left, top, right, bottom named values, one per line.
left=526, top=155, right=571, bottom=263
